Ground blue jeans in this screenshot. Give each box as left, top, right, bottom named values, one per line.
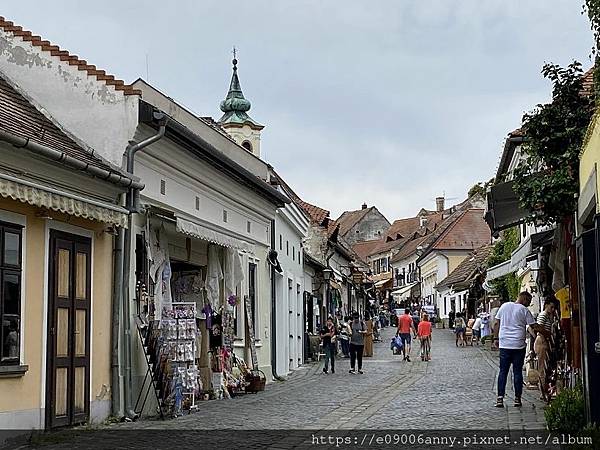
left=340, top=339, right=350, bottom=357
left=323, top=343, right=335, bottom=372
left=497, top=348, right=526, bottom=398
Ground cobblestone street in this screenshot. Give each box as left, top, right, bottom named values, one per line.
left=17, top=326, right=548, bottom=449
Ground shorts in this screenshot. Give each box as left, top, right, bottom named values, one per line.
left=473, top=329, right=481, bottom=338
left=454, top=327, right=465, bottom=334
left=399, top=333, right=411, bottom=346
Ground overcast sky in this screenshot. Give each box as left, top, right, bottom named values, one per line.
left=2, top=1, right=593, bottom=221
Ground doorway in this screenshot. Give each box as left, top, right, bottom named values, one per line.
left=45, top=231, right=91, bottom=428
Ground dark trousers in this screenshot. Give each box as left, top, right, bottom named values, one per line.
left=323, top=343, right=335, bottom=371
left=341, top=339, right=350, bottom=357
left=497, top=347, right=526, bottom=398
left=349, top=343, right=364, bottom=370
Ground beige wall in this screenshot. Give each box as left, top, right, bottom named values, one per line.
left=447, top=254, right=468, bottom=274
left=0, top=198, right=113, bottom=428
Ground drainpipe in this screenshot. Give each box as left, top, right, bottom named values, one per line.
left=270, top=219, right=285, bottom=381
left=121, top=113, right=167, bottom=419
left=111, top=227, right=124, bottom=417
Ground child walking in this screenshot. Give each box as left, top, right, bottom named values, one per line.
left=418, top=313, right=432, bottom=361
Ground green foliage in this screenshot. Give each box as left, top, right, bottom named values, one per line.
left=512, top=62, right=594, bottom=226
left=468, top=178, right=494, bottom=199
left=487, top=228, right=521, bottom=301
left=545, top=383, right=586, bottom=433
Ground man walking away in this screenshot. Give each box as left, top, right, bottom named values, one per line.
left=320, top=316, right=336, bottom=374
left=472, top=315, right=482, bottom=345
left=397, top=308, right=416, bottom=362
left=494, top=292, right=543, bottom=407
left=348, top=312, right=366, bottom=374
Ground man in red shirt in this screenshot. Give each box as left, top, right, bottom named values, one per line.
left=397, top=308, right=416, bottom=361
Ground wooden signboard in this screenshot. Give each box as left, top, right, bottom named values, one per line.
left=244, top=295, right=259, bottom=368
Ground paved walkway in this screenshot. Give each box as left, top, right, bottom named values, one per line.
left=14, top=326, right=547, bottom=448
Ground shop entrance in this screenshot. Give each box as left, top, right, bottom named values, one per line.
left=45, top=231, right=91, bottom=429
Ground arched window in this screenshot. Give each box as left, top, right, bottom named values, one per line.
left=241, top=141, right=252, bottom=152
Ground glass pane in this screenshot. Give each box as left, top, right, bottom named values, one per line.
left=55, top=368, right=68, bottom=417
left=75, top=253, right=87, bottom=300
left=3, top=273, right=20, bottom=315
left=1, top=316, right=19, bottom=360
left=56, top=307, right=69, bottom=357
left=75, top=310, right=86, bottom=356
left=57, top=248, right=70, bottom=298
left=74, top=367, right=85, bottom=413
left=4, top=232, right=19, bottom=266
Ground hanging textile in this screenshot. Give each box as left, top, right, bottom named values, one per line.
left=224, top=248, right=245, bottom=298
left=206, top=245, right=223, bottom=308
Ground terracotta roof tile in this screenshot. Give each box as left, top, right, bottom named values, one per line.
left=337, top=207, right=372, bottom=236
left=0, top=16, right=141, bottom=96
left=581, top=67, right=594, bottom=97
left=432, top=209, right=491, bottom=251
left=436, top=245, right=494, bottom=290
left=297, top=200, right=330, bottom=225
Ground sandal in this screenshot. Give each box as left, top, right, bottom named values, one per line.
left=494, top=397, right=504, bottom=408
left=514, top=397, right=522, bottom=407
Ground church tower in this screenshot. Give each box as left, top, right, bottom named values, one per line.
left=218, top=54, right=264, bottom=157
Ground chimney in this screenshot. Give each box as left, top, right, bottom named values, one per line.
left=435, top=196, right=445, bottom=212
left=361, top=203, right=367, bottom=210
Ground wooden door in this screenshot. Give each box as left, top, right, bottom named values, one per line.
left=46, top=231, right=91, bottom=428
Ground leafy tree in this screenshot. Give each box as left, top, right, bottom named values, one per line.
left=487, top=227, right=520, bottom=301
left=468, top=178, right=494, bottom=199
left=512, top=62, right=594, bottom=226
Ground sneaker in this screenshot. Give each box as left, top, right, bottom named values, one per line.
left=323, top=368, right=328, bottom=374
left=349, top=369, right=355, bottom=374
left=331, top=369, right=335, bottom=374
left=406, top=356, right=411, bottom=362
left=514, top=397, right=522, bottom=407
left=494, top=397, right=504, bottom=408
left=358, top=370, right=364, bottom=374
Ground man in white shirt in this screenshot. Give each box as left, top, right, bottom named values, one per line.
left=493, top=291, right=543, bottom=408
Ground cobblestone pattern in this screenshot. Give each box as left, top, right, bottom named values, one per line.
left=14, top=327, right=547, bottom=449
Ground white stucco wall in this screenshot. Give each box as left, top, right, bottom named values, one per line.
left=0, top=29, right=138, bottom=167
left=274, top=200, right=308, bottom=375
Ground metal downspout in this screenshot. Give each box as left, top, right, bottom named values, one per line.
left=111, top=226, right=124, bottom=418
left=122, top=113, right=167, bottom=419
left=270, top=219, right=285, bottom=381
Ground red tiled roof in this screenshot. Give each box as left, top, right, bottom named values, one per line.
left=337, top=207, right=372, bottom=236
left=436, top=244, right=494, bottom=290
left=0, top=74, right=116, bottom=173
left=0, top=17, right=141, bottom=96
left=432, top=209, right=491, bottom=250
left=391, top=234, right=428, bottom=263
left=352, top=240, right=382, bottom=262
left=581, top=67, right=594, bottom=97
left=387, top=213, right=444, bottom=239
left=297, top=200, right=330, bottom=225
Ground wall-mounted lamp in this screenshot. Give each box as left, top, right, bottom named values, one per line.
left=322, top=268, right=333, bottom=281
left=35, top=208, right=53, bottom=220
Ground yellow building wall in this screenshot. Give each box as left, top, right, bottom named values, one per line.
left=581, top=110, right=600, bottom=205
left=447, top=255, right=468, bottom=274
left=0, top=198, right=113, bottom=427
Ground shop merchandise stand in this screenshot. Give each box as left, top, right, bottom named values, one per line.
left=134, top=316, right=166, bottom=419
left=163, top=302, right=198, bottom=417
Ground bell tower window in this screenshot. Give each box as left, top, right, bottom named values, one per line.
left=241, top=141, right=253, bottom=152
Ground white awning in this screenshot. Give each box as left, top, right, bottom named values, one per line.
left=0, top=172, right=128, bottom=227
left=391, top=282, right=418, bottom=297
left=374, top=278, right=392, bottom=288
left=486, top=260, right=513, bottom=282
left=176, top=217, right=255, bottom=254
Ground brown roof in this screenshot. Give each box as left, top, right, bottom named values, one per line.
left=581, top=67, right=594, bottom=97
left=0, top=74, right=116, bottom=173
left=337, top=207, right=373, bottom=236
left=436, top=245, right=494, bottom=290
left=387, top=213, right=444, bottom=239
left=0, top=17, right=141, bottom=96
left=352, top=240, right=383, bottom=262
left=391, top=234, right=428, bottom=263
left=432, top=209, right=491, bottom=251
left=298, top=200, right=330, bottom=225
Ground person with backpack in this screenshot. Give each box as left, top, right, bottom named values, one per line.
left=348, top=312, right=367, bottom=374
